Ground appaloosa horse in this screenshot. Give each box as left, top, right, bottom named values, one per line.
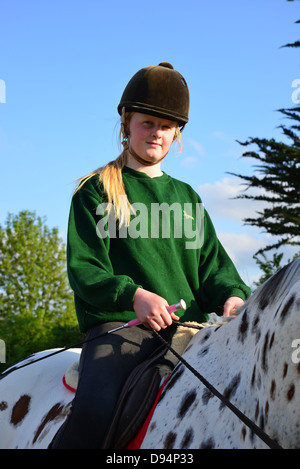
left=0, top=259, right=299, bottom=449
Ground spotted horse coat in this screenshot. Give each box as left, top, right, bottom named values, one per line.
left=0, top=259, right=299, bottom=449
left=141, top=258, right=300, bottom=449
left=0, top=348, right=80, bottom=449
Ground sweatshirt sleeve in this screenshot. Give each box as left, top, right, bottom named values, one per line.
left=67, top=178, right=140, bottom=314
left=197, top=209, right=251, bottom=314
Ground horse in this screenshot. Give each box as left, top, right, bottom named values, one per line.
left=0, top=258, right=299, bottom=449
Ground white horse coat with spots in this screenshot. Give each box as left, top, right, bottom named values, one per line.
left=0, top=349, right=80, bottom=449
left=0, top=259, right=299, bottom=449
left=142, top=258, right=300, bottom=449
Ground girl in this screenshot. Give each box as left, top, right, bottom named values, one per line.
left=50, top=62, right=251, bottom=449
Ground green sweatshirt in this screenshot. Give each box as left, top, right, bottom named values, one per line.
left=67, top=167, right=251, bottom=332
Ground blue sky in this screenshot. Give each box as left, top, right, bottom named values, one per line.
left=0, top=0, right=299, bottom=286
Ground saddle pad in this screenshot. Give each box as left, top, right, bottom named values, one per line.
left=62, top=374, right=77, bottom=393
left=63, top=360, right=79, bottom=392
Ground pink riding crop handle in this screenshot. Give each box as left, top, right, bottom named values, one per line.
left=166, top=299, right=186, bottom=314
left=127, top=299, right=186, bottom=328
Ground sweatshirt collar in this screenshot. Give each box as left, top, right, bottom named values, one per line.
left=122, top=166, right=170, bottom=183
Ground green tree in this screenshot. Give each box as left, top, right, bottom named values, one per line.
left=0, top=211, right=82, bottom=370
left=253, top=251, right=299, bottom=287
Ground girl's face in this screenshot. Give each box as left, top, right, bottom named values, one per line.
left=128, top=113, right=177, bottom=165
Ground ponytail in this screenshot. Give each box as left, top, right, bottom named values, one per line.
left=73, top=150, right=132, bottom=227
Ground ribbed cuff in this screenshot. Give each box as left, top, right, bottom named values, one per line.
left=117, top=283, right=142, bottom=311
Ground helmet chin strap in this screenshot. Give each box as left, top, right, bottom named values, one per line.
left=128, top=142, right=168, bottom=167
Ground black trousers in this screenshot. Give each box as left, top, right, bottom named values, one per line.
left=50, top=321, right=173, bottom=449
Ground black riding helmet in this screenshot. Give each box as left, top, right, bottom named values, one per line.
left=118, top=62, right=189, bottom=129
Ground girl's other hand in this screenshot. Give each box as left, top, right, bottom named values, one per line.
left=223, top=296, right=245, bottom=317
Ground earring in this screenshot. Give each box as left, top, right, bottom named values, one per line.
left=121, top=128, right=129, bottom=149
left=121, top=106, right=130, bottom=150
left=121, top=136, right=128, bottom=149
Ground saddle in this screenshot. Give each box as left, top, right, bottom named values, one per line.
left=102, top=343, right=172, bottom=449
left=63, top=322, right=201, bottom=449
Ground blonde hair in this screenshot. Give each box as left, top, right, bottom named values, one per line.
left=74, top=109, right=183, bottom=227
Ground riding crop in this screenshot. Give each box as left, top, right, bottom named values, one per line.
left=107, top=299, right=187, bottom=333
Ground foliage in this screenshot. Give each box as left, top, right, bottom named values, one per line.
left=253, top=251, right=300, bottom=287
left=252, top=252, right=284, bottom=287
left=0, top=211, right=82, bottom=371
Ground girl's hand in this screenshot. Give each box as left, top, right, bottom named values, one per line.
left=133, top=288, right=179, bottom=331
left=223, top=296, right=245, bottom=317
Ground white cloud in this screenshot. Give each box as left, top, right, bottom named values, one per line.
left=217, top=231, right=265, bottom=275
left=196, top=177, right=298, bottom=288
left=218, top=230, right=298, bottom=288
left=218, top=232, right=263, bottom=264
left=198, top=177, right=267, bottom=224
left=196, top=177, right=273, bottom=287
left=217, top=231, right=266, bottom=286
